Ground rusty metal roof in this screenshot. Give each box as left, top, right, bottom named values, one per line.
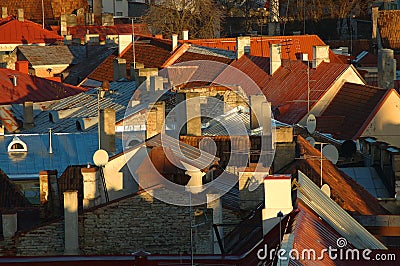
left=317, top=82, right=393, bottom=140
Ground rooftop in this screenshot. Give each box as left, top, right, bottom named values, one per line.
left=378, top=10, right=400, bottom=49
left=17, top=46, right=74, bottom=66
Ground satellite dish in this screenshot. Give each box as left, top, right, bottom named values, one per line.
left=306, top=114, right=317, bottom=134
left=322, top=144, right=339, bottom=164
left=321, top=184, right=331, bottom=197
left=93, top=149, right=109, bottom=166
left=248, top=176, right=262, bottom=192
left=306, top=136, right=315, bottom=147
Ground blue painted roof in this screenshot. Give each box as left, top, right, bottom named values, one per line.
left=0, top=132, right=123, bottom=180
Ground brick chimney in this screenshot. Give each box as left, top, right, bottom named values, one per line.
left=176, top=92, right=201, bottom=136
left=15, top=61, right=29, bottom=74
left=23, top=101, right=34, bottom=130
left=312, top=45, right=330, bottom=68
left=270, top=43, right=281, bottom=75
left=378, top=48, right=396, bottom=90
left=145, top=101, right=165, bottom=139
left=236, top=36, right=251, bottom=59
left=100, top=108, right=116, bottom=153
left=262, top=174, right=293, bottom=235
left=17, top=8, right=24, bottom=22
left=113, top=57, right=127, bottom=81
left=172, top=34, right=178, bottom=51
left=1, top=6, right=7, bottom=18
left=63, top=191, right=79, bottom=255
left=1, top=212, right=17, bottom=238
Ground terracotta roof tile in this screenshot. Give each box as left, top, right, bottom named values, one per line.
left=317, top=82, right=391, bottom=140
left=0, top=68, right=87, bottom=104
left=282, top=135, right=388, bottom=215
left=0, top=16, right=63, bottom=44
left=66, top=24, right=152, bottom=41
left=215, top=55, right=349, bottom=124
left=0, top=0, right=88, bottom=22
left=87, top=38, right=172, bottom=82
left=182, top=35, right=342, bottom=63
left=378, top=10, right=400, bottom=49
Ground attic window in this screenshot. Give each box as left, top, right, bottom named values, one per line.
left=8, top=136, right=27, bottom=152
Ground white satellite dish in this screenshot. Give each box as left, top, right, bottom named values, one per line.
left=306, top=114, right=317, bottom=134
left=248, top=176, right=262, bottom=192
left=322, top=144, right=339, bottom=164
left=93, top=149, right=109, bottom=166
left=321, top=184, right=331, bottom=197
left=306, top=136, right=315, bottom=147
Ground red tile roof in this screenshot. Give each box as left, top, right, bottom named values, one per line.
left=0, top=16, right=63, bottom=44
left=215, top=55, right=350, bottom=124
left=316, top=82, right=393, bottom=140
left=181, top=35, right=342, bottom=63
left=0, top=69, right=87, bottom=104
left=87, top=37, right=173, bottom=82
left=378, top=10, right=400, bottom=49
left=0, top=0, right=88, bottom=22
left=66, top=24, right=152, bottom=42
left=282, top=136, right=388, bottom=215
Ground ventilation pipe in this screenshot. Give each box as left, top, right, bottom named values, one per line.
left=172, top=34, right=178, bottom=51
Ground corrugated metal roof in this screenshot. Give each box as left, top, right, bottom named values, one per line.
left=17, top=81, right=136, bottom=134
left=316, top=82, right=393, bottom=140
left=203, top=106, right=250, bottom=136
left=296, top=170, right=387, bottom=249
left=0, top=132, right=123, bottom=180
left=0, top=16, right=62, bottom=44
left=17, top=46, right=74, bottom=66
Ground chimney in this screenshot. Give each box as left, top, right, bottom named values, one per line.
left=1, top=212, right=17, bottom=238
left=236, top=36, right=251, bottom=59
left=1, top=6, right=7, bottom=18
left=113, top=57, right=127, bottom=81
left=372, top=6, right=379, bottom=40
left=100, top=108, right=116, bottom=153
left=145, top=101, right=165, bottom=139
left=176, top=92, right=201, bottom=136
left=378, top=48, right=396, bottom=90
left=63, top=191, right=79, bottom=255
left=172, top=34, right=178, bottom=51
left=250, top=95, right=269, bottom=130
left=182, top=29, right=189, bottom=41
left=270, top=43, right=281, bottom=75
left=93, top=0, right=102, bottom=16
left=39, top=170, right=61, bottom=216
left=15, top=61, right=29, bottom=74
left=238, top=164, right=268, bottom=210
left=150, top=75, right=164, bottom=95
left=17, top=8, right=24, bottom=22
left=118, top=35, right=131, bottom=55
left=23, top=101, right=34, bottom=130
left=60, top=14, right=67, bottom=37
left=262, top=174, right=293, bottom=235
left=312, top=45, right=330, bottom=68
left=82, top=167, right=101, bottom=209
left=207, top=194, right=223, bottom=254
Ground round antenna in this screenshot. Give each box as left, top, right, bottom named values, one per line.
left=306, top=136, right=315, bottom=147
left=321, top=184, right=331, bottom=197
left=322, top=144, right=339, bottom=164
left=306, top=114, right=317, bottom=134
left=93, top=149, right=109, bottom=166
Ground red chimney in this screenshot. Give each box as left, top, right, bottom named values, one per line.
left=15, top=61, right=29, bottom=74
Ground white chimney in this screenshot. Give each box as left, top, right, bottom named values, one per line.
left=63, top=190, right=79, bottom=255
left=270, top=43, right=281, bottom=75
left=182, top=29, right=189, bottom=41
left=17, top=8, right=24, bottom=22
left=2, top=6, right=7, bottom=18
left=82, top=167, right=101, bottom=209
left=172, top=34, right=178, bottom=51
left=378, top=48, right=396, bottom=90
left=236, top=36, right=251, bottom=59
left=262, top=174, right=293, bottom=235
left=312, top=45, right=330, bottom=68
left=1, top=212, right=17, bottom=238
left=118, top=35, right=132, bottom=55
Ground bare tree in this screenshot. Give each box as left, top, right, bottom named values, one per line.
left=143, top=0, right=223, bottom=39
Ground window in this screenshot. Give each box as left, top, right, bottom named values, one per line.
left=8, top=136, right=27, bottom=152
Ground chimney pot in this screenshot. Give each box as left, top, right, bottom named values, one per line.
left=182, top=29, right=189, bottom=41
left=1, top=6, right=7, bottom=18
left=172, top=34, right=178, bottom=51
left=236, top=36, right=251, bottom=59
left=17, top=8, right=24, bottom=22
left=15, top=61, right=29, bottom=74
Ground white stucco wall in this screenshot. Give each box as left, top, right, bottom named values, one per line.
left=361, top=90, right=400, bottom=147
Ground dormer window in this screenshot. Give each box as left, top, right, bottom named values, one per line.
left=8, top=136, right=27, bottom=152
